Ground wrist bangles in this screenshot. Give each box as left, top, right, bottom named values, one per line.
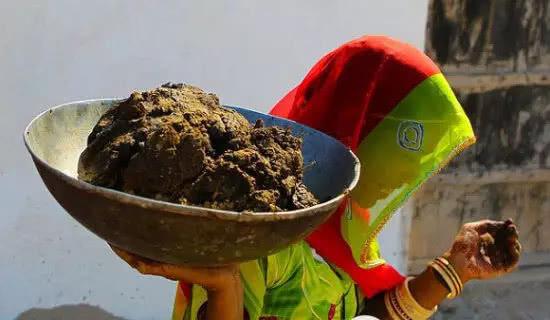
left=383, top=256, right=464, bottom=319
left=384, top=278, right=437, bottom=320
left=428, top=257, right=463, bottom=299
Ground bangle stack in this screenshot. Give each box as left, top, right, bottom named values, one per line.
left=428, top=257, right=463, bottom=299
left=384, top=278, right=437, bottom=320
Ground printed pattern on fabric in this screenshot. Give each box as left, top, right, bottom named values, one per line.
left=173, top=242, right=357, bottom=320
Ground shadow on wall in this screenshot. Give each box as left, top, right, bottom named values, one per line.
left=16, top=304, right=128, bottom=320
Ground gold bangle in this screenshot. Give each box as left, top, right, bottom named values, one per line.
left=395, top=278, right=437, bottom=319
left=384, top=290, right=406, bottom=320
left=430, top=259, right=458, bottom=298
left=435, top=257, right=463, bottom=293
left=429, top=257, right=463, bottom=299
left=384, top=289, right=410, bottom=320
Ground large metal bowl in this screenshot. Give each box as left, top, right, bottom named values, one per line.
left=24, top=99, right=359, bottom=265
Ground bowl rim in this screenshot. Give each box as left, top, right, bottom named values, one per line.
left=24, top=98, right=360, bottom=221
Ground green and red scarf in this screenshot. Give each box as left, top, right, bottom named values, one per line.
left=270, top=35, right=474, bottom=298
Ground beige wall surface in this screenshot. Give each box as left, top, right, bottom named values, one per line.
left=0, top=1, right=429, bottom=319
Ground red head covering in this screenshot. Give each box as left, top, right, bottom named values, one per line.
left=270, top=35, right=442, bottom=297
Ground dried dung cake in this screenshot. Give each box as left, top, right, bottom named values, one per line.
left=78, top=83, right=318, bottom=212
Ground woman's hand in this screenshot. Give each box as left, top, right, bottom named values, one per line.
left=445, top=219, right=521, bottom=283
left=364, top=219, right=522, bottom=319
left=110, top=246, right=244, bottom=320
left=111, top=246, right=240, bottom=291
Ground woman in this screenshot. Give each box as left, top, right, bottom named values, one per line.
left=113, top=36, right=521, bottom=319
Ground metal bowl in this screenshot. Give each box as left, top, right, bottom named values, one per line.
left=24, top=99, right=360, bottom=265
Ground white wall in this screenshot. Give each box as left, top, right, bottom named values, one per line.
left=0, top=1, right=428, bottom=319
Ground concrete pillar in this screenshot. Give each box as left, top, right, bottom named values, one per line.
left=408, top=1, right=550, bottom=318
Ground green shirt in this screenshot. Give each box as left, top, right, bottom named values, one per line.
left=179, top=242, right=359, bottom=320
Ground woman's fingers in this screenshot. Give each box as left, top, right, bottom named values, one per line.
left=510, top=241, right=521, bottom=268
left=110, top=245, right=240, bottom=288
left=111, top=246, right=144, bottom=268
left=142, top=263, right=241, bottom=290
left=503, top=238, right=521, bottom=272
left=482, top=221, right=521, bottom=273
left=506, top=223, right=519, bottom=241
left=471, top=219, right=503, bottom=236
left=143, top=263, right=213, bottom=283
left=110, top=245, right=174, bottom=276
left=457, top=219, right=520, bottom=279
left=498, top=221, right=521, bottom=271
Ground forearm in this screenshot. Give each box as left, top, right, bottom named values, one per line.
left=361, top=264, right=463, bottom=319
left=205, top=277, right=244, bottom=320
left=359, top=292, right=389, bottom=319
left=407, top=265, right=456, bottom=309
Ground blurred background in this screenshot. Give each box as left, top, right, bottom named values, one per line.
left=0, top=1, right=548, bottom=319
